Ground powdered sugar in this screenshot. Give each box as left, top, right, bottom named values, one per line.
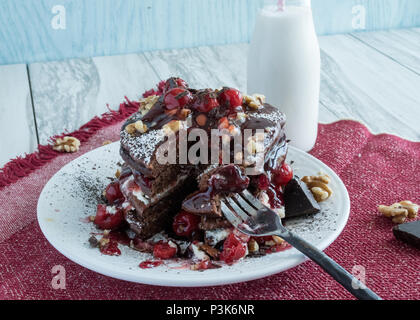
left=120, top=128, right=166, bottom=164
left=250, top=109, right=285, bottom=125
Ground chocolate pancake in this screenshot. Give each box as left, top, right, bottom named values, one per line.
left=118, top=79, right=288, bottom=237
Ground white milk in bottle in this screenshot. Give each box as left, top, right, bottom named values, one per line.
left=247, top=0, right=320, bottom=151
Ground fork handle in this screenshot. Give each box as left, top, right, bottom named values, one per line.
left=277, top=230, right=382, bottom=300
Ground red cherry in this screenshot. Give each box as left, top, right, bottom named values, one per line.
left=164, top=88, right=192, bottom=110
left=172, top=211, right=201, bottom=238
left=218, top=88, right=243, bottom=109
left=272, top=162, right=293, bottom=187
left=153, top=241, right=177, bottom=259
left=94, top=204, right=124, bottom=230
left=164, top=77, right=188, bottom=92
left=104, top=181, right=124, bottom=204
left=192, top=92, right=219, bottom=113
left=219, top=233, right=248, bottom=264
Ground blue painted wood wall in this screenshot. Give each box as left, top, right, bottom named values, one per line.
left=0, top=0, right=419, bottom=65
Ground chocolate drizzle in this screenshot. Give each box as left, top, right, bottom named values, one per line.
left=141, top=98, right=176, bottom=129
left=242, top=117, right=273, bottom=131
left=182, top=165, right=249, bottom=216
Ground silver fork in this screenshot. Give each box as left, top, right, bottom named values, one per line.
left=221, top=190, right=382, bottom=300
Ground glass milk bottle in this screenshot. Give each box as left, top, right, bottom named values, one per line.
left=247, top=0, right=320, bottom=151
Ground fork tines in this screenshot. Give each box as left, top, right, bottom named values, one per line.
left=220, top=190, right=265, bottom=228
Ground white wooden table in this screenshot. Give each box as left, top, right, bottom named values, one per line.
left=1, top=28, right=419, bottom=167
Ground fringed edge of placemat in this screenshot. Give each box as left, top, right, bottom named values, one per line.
left=0, top=81, right=166, bottom=190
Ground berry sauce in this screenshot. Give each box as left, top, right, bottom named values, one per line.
left=100, top=240, right=121, bottom=256
left=266, top=185, right=284, bottom=209
left=265, top=242, right=292, bottom=254
left=139, top=260, right=164, bottom=269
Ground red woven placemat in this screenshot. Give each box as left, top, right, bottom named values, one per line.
left=0, top=90, right=419, bottom=300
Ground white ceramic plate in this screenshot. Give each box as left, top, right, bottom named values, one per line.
left=37, top=143, right=350, bottom=287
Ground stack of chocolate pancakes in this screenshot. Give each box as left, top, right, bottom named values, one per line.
left=118, top=78, right=288, bottom=239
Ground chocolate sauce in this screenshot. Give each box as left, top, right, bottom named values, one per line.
left=210, top=165, right=250, bottom=193
left=118, top=166, right=132, bottom=181
left=141, top=99, right=178, bottom=130
left=182, top=190, right=214, bottom=215
left=140, top=77, right=190, bottom=129
left=264, top=138, right=288, bottom=172
left=242, top=117, right=274, bottom=131
left=182, top=165, right=250, bottom=215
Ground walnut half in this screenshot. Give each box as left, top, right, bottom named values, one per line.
left=139, top=95, right=159, bottom=115
left=302, top=174, right=331, bottom=185
left=378, top=201, right=419, bottom=224
left=302, top=173, right=332, bottom=202
left=244, top=94, right=265, bottom=110
left=162, top=120, right=186, bottom=135
left=53, top=136, right=81, bottom=153
left=248, top=239, right=259, bottom=253
left=125, top=120, right=148, bottom=134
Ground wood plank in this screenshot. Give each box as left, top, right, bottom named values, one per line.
left=319, top=34, right=420, bottom=141
left=2, top=1, right=420, bottom=65
left=144, top=43, right=249, bottom=92
left=0, top=64, right=37, bottom=167
left=351, top=28, right=420, bottom=75
left=29, top=54, right=160, bottom=144
left=0, top=0, right=260, bottom=65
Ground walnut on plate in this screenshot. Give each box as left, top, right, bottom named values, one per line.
left=53, top=136, right=81, bottom=153
left=378, top=201, right=419, bottom=224
left=302, top=173, right=332, bottom=202
left=302, top=174, right=331, bottom=185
